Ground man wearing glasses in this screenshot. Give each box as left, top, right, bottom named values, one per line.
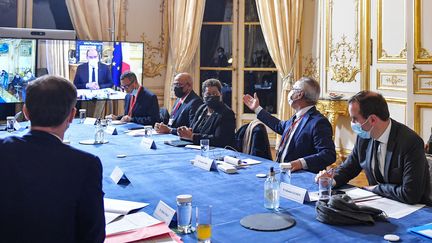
left=155, top=73, right=203, bottom=134
left=109, top=71, right=159, bottom=125
left=243, top=77, right=336, bottom=173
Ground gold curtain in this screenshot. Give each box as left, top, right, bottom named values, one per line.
left=163, top=0, right=206, bottom=111
left=65, top=0, right=125, bottom=40
left=45, top=40, right=70, bottom=79
left=255, top=0, right=303, bottom=145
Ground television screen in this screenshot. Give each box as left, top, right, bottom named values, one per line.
left=0, top=38, right=37, bottom=103
left=36, top=39, right=144, bottom=100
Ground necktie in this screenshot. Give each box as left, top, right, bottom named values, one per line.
left=91, top=67, right=95, bottom=82
left=373, top=140, right=384, bottom=183
left=171, top=99, right=182, bottom=117
left=276, top=115, right=297, bottom=162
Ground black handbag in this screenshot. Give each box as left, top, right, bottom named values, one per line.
left=315, top=194, right=387, bottom=225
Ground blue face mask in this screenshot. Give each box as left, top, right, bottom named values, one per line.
left=351, top=117, right=372, bottom=139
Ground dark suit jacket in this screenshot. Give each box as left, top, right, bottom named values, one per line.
left=122, top=86, right=160, bottom=126
left=258, top=106, right=336, bottom=173
left=235, top=123, right=272, bottom=160
left=170, top=90, right=203, bottom=135
left=73, top=62, right=113, bottom=89
left=191, top=103, right=236, bottom=148
left=0, top=130, right=105, bottom=243
left=334, top=119, right=432, bottom=205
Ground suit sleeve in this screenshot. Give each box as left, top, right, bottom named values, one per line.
left=333, top=137, right=364, bottom=187
left=257, top=109, right=286, bottom=135
left=73, top=65, right=86, bottom=89
left=302, top=118, right=336, bottom=173
left=76, top=156, right=105, bottom=243
left=131, top=94, right=160, bottom=126
left=372, top=138, right=429, bottom=204
left=99, top=65, right=113, bottom=89
left=193, top=110, right=236, bottom=148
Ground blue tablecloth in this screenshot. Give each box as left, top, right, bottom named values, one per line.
left=2, top=121, right=432, bottom=242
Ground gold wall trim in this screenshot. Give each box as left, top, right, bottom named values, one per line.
left=414, top=0, right=432, bottom=63
left=302, top=55, right=320, bottom=81
left=326, top=0, right=364, bottom=85
left=376, top=0, right=406, bottom=63
left=413, top=71, right=432, bottom=94
left=376, top=69, right=406, bottom=91
left=414, top=102, right=432, bottom=136
left=386, top=97, right=406, bottom=124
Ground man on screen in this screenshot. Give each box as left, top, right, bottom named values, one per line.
left=0, top=75, right=105, bottom=242
left=73, top=48, right=113, bottom=90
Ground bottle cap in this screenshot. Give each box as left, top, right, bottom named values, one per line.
left=269, top=167, right=275, bottom=176
left=176, top=194, right=192, bottom=203
left=79, top=109, right=86, bottom=112
left=280, top=163, right=292, bottom=169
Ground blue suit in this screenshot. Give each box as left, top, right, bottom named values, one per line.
left=121, top=86, right=160, bottom=126
left=169, top=90, right=203, bottom=135
left=257, top=106, right=336, bottom=173
left=73, top=62, right=113, bottom=89
left=0, top=130, right=105, bottom=243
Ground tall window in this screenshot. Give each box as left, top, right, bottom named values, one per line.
left=0, top=0, right=18, bottom=27
left=199, top=0, right=278, bottom=122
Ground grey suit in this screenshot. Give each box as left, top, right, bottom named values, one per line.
left=334, top=119, right=431, bottom=205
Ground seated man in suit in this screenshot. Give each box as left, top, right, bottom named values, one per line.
left=109, top=71, right=159, bottom=126
left=154, top=72, right=203, bottom=134
left=0, top=75, right=105, bottom=242
left=316, top=91, right=431, bottom=205
left=73, top=48, right=113, bottom=90
left=243, top=77, right=336, bottom=173
left=177, top=78, right=236, bottom=148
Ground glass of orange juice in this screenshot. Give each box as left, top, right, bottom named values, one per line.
left=196, top=205, right=212, bottom=242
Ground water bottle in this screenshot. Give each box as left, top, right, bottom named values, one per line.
left=176, top=194, right=192, bottom=234
left=264, top=167, right=280, bottom=209
left=94, top=120, right=104, bottom=144
left=279, top=163, right=292, bottom=184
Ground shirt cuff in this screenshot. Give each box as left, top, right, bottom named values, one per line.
left=254, top=106, right=263, bottom=114
left=299, top=158, right=308, bottom=169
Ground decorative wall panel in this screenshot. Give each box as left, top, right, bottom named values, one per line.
left=414, top=103, right=432, bottom=142
left=376, top=69, right=406, bottom=91
left=377, top=0, right=406, bottom=63
left=414, top=0, right=432, bottom=64
left=413, top=71, right=432, bottom=94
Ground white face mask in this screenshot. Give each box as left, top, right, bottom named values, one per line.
left=88, top=59, right=98, bottom=68
left=288, top=89, right=299, bottom=106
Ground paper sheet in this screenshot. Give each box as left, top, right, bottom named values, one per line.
left=185, top=144, right=201, bottom=150
left=357, top=197, right=425, bottom=219
left=104, top=198, right=149, bottom=215
left=241, top=158, right=261, bottom=165
left=343, top=188, right=381, bottom=201
left=105, top=212, right=161, bottom=235
left=127, top=129, right=159, bottom=137
left=105, top=212, right=123, bottom=225
left=105, top=222, right=181, bottom=243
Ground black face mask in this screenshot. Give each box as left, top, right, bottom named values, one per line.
left=174, top=86, right=186, bottom=98
left=204, top=95, right=222, bottom=109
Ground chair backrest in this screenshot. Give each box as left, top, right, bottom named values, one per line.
left=159, top=107, right=170, bottom=125
left=427, top=156, right=432, bottom=202
left=235, top=122, right=272, bottom=160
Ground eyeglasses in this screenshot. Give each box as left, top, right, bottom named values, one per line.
left=121, top=80, right=135, bottom=89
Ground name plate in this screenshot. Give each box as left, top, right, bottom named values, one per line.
left=83, top=117, right=97, bottom=125
left=153, top=200, right=176, bottom=224
left=140, top=137, right=157, bottom=149
left=280, top=182, right=309, bottom=204
left=110, top=166, right=129, bottom=184
left=105, top=125, right=118, bottom=135
left=193, top=155, right=215, bottom=171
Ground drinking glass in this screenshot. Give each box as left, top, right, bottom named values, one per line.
left=196, top=205, right=212, bottom=243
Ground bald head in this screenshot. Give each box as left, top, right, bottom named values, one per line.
left=173, top=73, right=193, bottom=98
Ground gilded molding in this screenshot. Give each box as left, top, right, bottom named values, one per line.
left=414, top=71, right=432, bottom=94
left=376, top=69, right=406, bottom=91
left=414, top=0, right=432, bottom=63
left=317, top=99, right=348, bottom=139
left=329, top=35, right=360, bottom=83
left=302, top=55, right=320, bottom=81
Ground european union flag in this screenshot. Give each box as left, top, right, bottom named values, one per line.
left=111, top=42, right=122, bottom=87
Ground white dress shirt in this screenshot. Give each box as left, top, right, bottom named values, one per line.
left=372, top=120, right=392, bottom=181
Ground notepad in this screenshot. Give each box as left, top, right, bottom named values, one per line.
left=408, top=223, right=432, bottom=239
left=104, top=198, right=149, bottom=224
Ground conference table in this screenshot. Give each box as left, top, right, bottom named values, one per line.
left=2, top=121, right=432, bottom=242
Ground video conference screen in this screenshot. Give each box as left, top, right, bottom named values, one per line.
left=0, top=38, right=37, bottom=103
left=0, top=37, right=144, bottom=103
